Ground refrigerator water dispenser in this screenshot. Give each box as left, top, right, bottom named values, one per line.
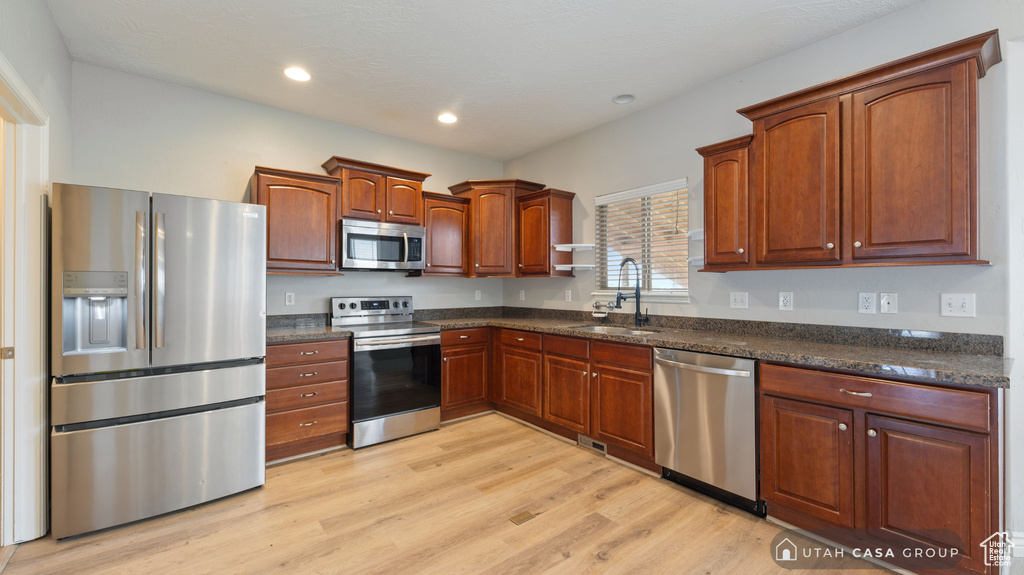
left=62, top=271, right=129, bottom=356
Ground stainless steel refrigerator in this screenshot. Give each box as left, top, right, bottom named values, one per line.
left=50, top=183, right=267, bottom=539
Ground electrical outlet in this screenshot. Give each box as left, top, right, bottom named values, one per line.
left=285, top=292, right=295, bottom=306
left=519, top=289, right=525, bottom=301
left=858, top=292, right=876, bottom=314
left=475, top=290, right=482, bottom=301
left=779, top=292, right=793, bottom=311
left=940, top=293, right=976, bottom=317
left=729, top=292, right=748, bottom=309
left=565, top=290, right=572, bottom=302
left=880, top=293, right=897, bottom=314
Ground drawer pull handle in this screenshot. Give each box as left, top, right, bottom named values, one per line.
left=840, top=388, right=872, bottom=398
left=516, top=337, right=525, bottom=342
left=459, top=335, right=470, bottom=339
left=300, top=392, right=318, bottom=398
left=838, top=423, right=847, bottom=431
left=300, top=351, right=319, bottom=356
left=299, top=372, right=318, bottom=377
left=299, top=421, right=318, bottom=427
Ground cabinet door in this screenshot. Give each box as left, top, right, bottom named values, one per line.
left=753, top=98, right=841, bottom=264
left=518, top=195, right=550, bottom=276
left=423, top=195, right=469, bottom=276
left=851, top=63, right=974, bottom=260
left=543, top=354, right=590, bottom=434
left=498, top=346, right=543, bottom=416
left=340, top=169, right=385, bottom=221
left=473, top=189, right=515, bottom=276
left=865, top=415, right=990, bottom=574
left=591, top=364, right=652, bottom=457
left=703, top=143, right=751, bottom=266
left=761, top=395, right=855, bottom=527
left=385, top=177, right=424, bottom=225
left=255, top=172, right=338, bottom=271
left=441, top=344, right=488, bottom=410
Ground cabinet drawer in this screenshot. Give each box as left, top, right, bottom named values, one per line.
left=760, top=364, right=991, bottom=432
left=266, top=402, right=348, bottom=446
left=267, top=339, right=349, bottom=367
left=544, top=334, right=589, bottom=359
left=441, top=328, right=490, bottom=347
left=267, top=360, right=348, bottom=390
left=592, top=341, right=652, bottom=371
left=267, top=380, right=348, bottom=412
left=500, top=329, right=543, bottom=351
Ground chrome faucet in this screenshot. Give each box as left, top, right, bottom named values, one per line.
left=614, top=257, right=648, bottom=328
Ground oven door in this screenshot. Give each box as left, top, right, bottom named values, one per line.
left=351, top=333, right=441, bottom=425
left=341, top=219, right=425, bottom=270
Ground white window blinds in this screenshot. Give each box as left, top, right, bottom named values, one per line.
left=595, top=178, right=688, bottom=293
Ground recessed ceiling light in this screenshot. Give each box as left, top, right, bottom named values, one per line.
left=284, top=67, right=311, bottom=82
left=438, top=113, right=458, bottom=124
left=612, top=94, right=635, bottom=104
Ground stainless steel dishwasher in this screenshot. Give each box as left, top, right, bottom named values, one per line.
left=653, top=348, right=763, bottom=516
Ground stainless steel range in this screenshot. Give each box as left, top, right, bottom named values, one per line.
left=332, top=296, right=441, bottom=448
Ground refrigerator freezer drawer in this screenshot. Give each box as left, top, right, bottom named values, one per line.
left=50, top=401, right=265, bottom=539
left=51, top=362, right=265, bottom=426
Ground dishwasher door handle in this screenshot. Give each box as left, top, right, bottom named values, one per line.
left=655, top=355, right=752, bottom=378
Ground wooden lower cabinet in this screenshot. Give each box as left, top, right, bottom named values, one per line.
left=498, top=344, right=543, bottom=417
left=543, top=348, right=591, bottom=434
left=760, top=363, right=997, bottom=575
left=440, top=328, right=491, bottom=420
left=591, top=363, right=653, bottom=458
left=266, top=338, right=350, bottom=461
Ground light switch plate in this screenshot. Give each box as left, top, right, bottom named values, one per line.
left=565, top=290, right=572, bottom=302
left=940, top=293, right=975, bottom=317
left=475, top=290, right=482, bottom=301
left=519, top=289, right=525, bottom=301
left=730, top=292, right=748, bottom=309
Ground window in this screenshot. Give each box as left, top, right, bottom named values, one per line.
left=595, top=178, right=688, bottom=298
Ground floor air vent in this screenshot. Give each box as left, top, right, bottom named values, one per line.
left=578, top=434, right=607, bottom=454
left=509, top=511, right=537, bottom=525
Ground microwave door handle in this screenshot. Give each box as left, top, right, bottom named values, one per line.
left=135, top=211, right=146, bottom=349
left=403, top=232, right=409, bottom=265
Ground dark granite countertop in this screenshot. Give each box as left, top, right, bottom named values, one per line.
left=265, top=312, right=1010, bottom=388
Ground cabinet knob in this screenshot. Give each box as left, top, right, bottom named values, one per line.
left=427, top=263, right=431, bottom=267
left=519, top=264, right=523, bottom=268
left=854, top=241, right=862, bottom=248
left=331, top=259, right=335, bottom=264
left=389, top=210, right=393, bottom=215
left=377, top=209, right=382, bottom=213
left=443, top=357, right=448, bottom=362
left=582, top=370, right=588, bottom=375
left=826, top=242, right=834, bottom=249
left=737, top=248, right=744, bottom=254
left=475, top=264, right=479, bottom=268
left=868, top=429, right=877, bottom=437
left=838, top=423, right=847, bottom=431
left=592, top=372, right=597, bottom=377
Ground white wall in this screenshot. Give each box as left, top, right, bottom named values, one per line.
left=505, top=0, right=1019, bottom=337
left=0, top=0, right=72, bottom=545
left=70, top=63, right=505, bottom=314
left=504, top=0, right=1024, bottom=550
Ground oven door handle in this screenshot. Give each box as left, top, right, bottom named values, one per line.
left=354, top=334, right=441, bottom=350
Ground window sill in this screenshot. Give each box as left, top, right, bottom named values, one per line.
left=591, top=291, right=691, bottom=304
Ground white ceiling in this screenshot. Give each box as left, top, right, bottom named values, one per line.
left=45, top=0, right=922, bottom=161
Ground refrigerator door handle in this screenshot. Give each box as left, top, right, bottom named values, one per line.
left=155, top=211, right=166, bottom=348
left=135, top=211, right=147, bottom=349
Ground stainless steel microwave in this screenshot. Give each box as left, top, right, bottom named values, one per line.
left=340, top=219, right=425, bottom=270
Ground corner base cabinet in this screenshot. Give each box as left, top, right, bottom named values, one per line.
left=265, top=339, right=350, bottom=461
left=760, top=363, right=999, bottom=575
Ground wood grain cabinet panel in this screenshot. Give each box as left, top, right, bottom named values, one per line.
left=423, top=192, right=470, bottom=276
left=498, top=346, right=543, bottom=417
left=266, top=402, right=348, bottom=447
left=249, top=167, right=340, bottom=273
left=866, top=415, right=990, bottom=575
left=591, top=364, right=653, bottom=458
left=385, top=177, right=424, bottom=225
left=753, top=98, right=841, bottom=264
left=761, top=395, right=855, bottom=527
left=851, top=63, right=974, bottom=260
left=339, top=169, right=384, bottom=221
left=322, top=156, right=430, bottom=226
left=697, top=136, right=753, bottom=267
left=449, top=179, right=546, bottom=277
left=543, top=354, right=590, bottom=434
left=442, top=344, right=488, bottom=409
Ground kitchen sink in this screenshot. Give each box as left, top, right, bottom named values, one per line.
left=565, top=325, right=657, bottom=336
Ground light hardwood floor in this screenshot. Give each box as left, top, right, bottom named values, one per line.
left=3, top=414, right=887, bottom=574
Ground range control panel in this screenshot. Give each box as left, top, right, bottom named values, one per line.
left=331, top=296, right=413, bottom=326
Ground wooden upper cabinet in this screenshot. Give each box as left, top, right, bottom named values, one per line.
left=851, top=63, right=975, bottom=260
left=449, top=179, right=546, bottom=277
left=248, top=167, right=340, bottom=273
left=753, top=98, right=841, bottom=264
left=322, top=156, right=430, bottom=225
left=699, top=30, right=1000, bottom=272
left=697, top=136, right=753, bottom=267
left=423, top=192, right=470, bottom=276
left=518, top=189, right=575, bottom=277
